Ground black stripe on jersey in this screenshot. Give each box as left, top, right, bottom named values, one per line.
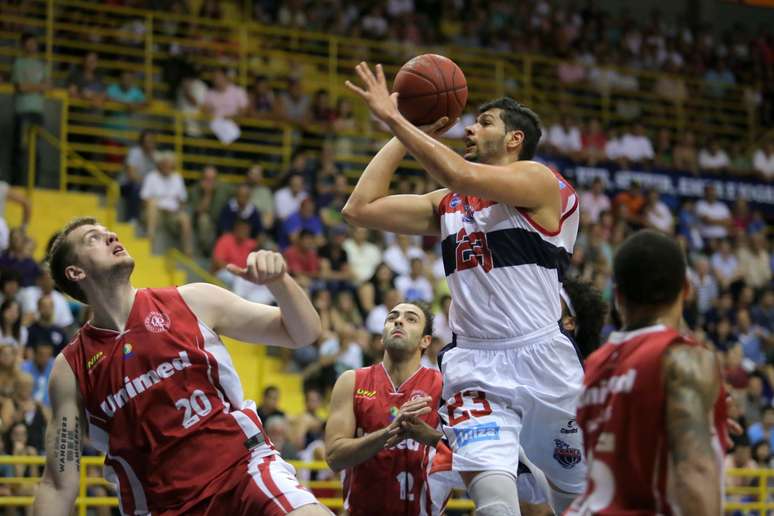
left=441, top=227, right=571, bottom=280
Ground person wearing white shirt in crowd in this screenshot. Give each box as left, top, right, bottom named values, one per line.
left=365, top=289, right=402, bottom=335
left=394, top=258, right=433, bottom=303
left=177, top=71, right=208, bottom=137
left=19, top=269, right=73, bottom=328
left=689, top=257, right=718, bottom=315
left=753, top=141, right=774, bottom=180
left=695, top=184, right=731, bottom=240
left=579, top=178, right=611, bottom=223
left=619, top=124, right=655, bottom=164
left=140, top=152, right=194, bottom=255
left=202, top=67, right=248, bottom=120
left=711, top=240, right=742, bottom=289
left=604, top=128, right=624, bottom=161
left=273, top=173, right=308, bottom=221
left=432, top=295, right=453, bottom=346
left=342, top=227, right=382, bottom=285
left=643, top=189, right=674, bottom=234
left=547, top=117, right=582, bottom=158
left=382, top=234, right=424, bottom=276
left=698, top=140, right=731, bottom=171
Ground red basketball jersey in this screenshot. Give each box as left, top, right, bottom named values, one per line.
left=567, top=325, right=728, bottom=515
left=62, top=288, right=271, bottom=514
left=344, top=363, right=443, bottom=516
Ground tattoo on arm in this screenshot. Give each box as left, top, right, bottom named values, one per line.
left=664, top=345, right=718, bottom=464
left=56, top=416, right=81, bottom=474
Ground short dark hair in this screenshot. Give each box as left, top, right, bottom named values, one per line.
left=478, top=97, right=542, bottom=160
left=263, top=385, right=279, bottom=397
left=562, top=277, right=608, bottom=360
left=46, top=217, right=98, bottom=304
left=613, top=229, right=686, bottom=308
left=407, top=301, right=434, bottom=338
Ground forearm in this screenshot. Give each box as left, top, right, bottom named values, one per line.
left=346, top=137, right=407, bottom=209
left=327, top=428, right=388, bottom=471
left=33, top=482, right=78, bottom=516
left=267, top=274, right=321, bottom=347
left=673, top=460, right=721, bottom=515
left=385, top=113, right=466, bottom=189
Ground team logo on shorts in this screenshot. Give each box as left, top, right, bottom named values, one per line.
left=560, top=419, right=579, bottom=434
left=144, top=311, right=170, bottom=333
left=453, top=422, right=500, bottom=448
left=553, top=439, right=581, bottom=469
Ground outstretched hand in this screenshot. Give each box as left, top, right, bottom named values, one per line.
left=345, top=62, right=401, bottom=124
left=226, top=250, right=287, bottom=285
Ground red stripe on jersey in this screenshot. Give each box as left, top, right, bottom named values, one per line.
left=438, top=192, right=497, bottom=216
left=517, top=172, right=578, bottom=236
left=261, top=455, right=292, bottom=513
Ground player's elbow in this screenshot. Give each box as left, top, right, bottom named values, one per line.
left=325, top=448, right=346, bottom=473
left=341, top=201, right=364, bottom=226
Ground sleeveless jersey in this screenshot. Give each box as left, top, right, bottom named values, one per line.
left=344, top=364, right=443, bottom=516
left=438, top=171, right=579, bottom=342
left=567, top=325, right=728, bottom=515
left=62, top=288, right=270, bottom=515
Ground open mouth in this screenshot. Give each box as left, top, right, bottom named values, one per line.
left=464, top=140, right=476, bottom=153
left=113, top=246, right=125, bottom=256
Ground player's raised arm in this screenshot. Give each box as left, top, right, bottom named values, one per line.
left=180, top=250, right=321, bottom=348
left=33, top=355, right=83, bottom=516
left=663, top=343, right=722, bottom=516
left=341, top=116, right=451, bottom=235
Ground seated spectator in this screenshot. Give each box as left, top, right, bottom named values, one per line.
left=738, top=308, right=767, bottom=366
left=211, top=219, right=256, bottom=286
left=188, top=165, right=232, bottom=256
left=557, top=51, right=587, bottom=87
left=319, top=176, right=350, bottom=227
left=256, top=385, right=285, bottom=423
left=433, top=295, right=453, bottom=344
left=703, top=59, right=736, bottom=99
left=121, top=129, right=158, bottom=222
left=202, top=67, right=249, bottom=120
left=748, top=407, right=774, bottom=451
left=358, top=262, right=397, bottom=315
left=331, top=291, right=363, bottom=332
left=546, top=116, right=582, bottom=158
left=737, top=233, right=771, bottom=290
left=248, top=75, right=275, bottom=118
left=318, top=225, right=353, bottom=292
left=0, top=299, right=26, bottom=348
left=745, top=374, right=770, bottom=426
left=309, top=88, right=335, bottom=127
left=274, top=174, right=309, bottom=222
left=12, top=372, right=47, bottom=452
left=725, top=436, right=757, bottom=499
left=19, top=269, right=73, bottom=328
left=140, top=152, right=194, bottom=255
left=711, top=240, right=742, bottom=290
left=343, top=227, right=382, bottom=286
left=0, top=270, right=21, bottom=305
left=653, top=128, right=674, bottom=168
left=279, top=198, right=323, bottom=250
left=283, top=230, right=321, bottom=288
left=66, top=51, right=105, bottom=104
left=698, top=140, right=731, bottom=172
left=729, top=142, right=753, bottom=176
left=217, top=183, right=263, bottom=238
left=265, top=415, right=299, bottom=460
left=21, top=342, right=53, bottom=406
left=752, top=141, right=774, bottom=180
left=751, top=290, right=774, bottom=330
left=654, top=61, right=688, bottom=107
left=4, top=421, right=41, bottom=486
left=106, top=70, right=146, bottom=110
left=618, top=123, right=655, bottom=165
left=689, top=257, right=718, bottom=316
left=365, top=289, right=402, bottom=335
left=579, top=178, right=611, bottom=223
left=580, top=119, right=607, bottom=165
left=613, top=182, right=646, bottom=227
left=275, top=77, right=310, bottom=126
left=246, top=165, right=275, bottom=231
left=0, top=229, right=40, bottom=287
left=604, top=128, right=624, bottom=162
left=642, top=190, right=674, bottom=234
left=292, top=388, right=325, bottom=448
left=695, top=185, right=731, bottom=240
left=383, top=234, right=424, bottom=276
left=177, top=68, right=208, bottom=138
left=26, top=295, right=68, bottom=356
left=752, top=440, right=773, bottom=469
left=0, top=181, right=31, bottom=254
left=395, top=258, right=434, bottom=303
left=672, top=131, right=699, bottom=173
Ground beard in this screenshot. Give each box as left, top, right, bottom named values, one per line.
left=104, top=256, right=135, bottom=284
left=383, top=335, right=418, bottom=357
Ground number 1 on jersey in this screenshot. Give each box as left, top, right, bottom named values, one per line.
left=396, top=471, right=414, bottom=501
left=175, top=389, right=213, bottom=429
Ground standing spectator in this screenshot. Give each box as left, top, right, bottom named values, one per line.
left=19, top=269, right=73, bottom=328
left=11, top=33, right=49, bottom=186
left=188, top=165, right=231, bottom=255
left=177, top=69, right=208, bottom=138
left=122, top=129, right=158, bottom=222
left=256, top=385, right=285, bottom=424
left=140, top=152, right=194, bottom=256
left=643, top=189, right=674, bottom=234
left=579, top=178, right=610, bottom=223
left=383, top=234, right=424, bottom=276
left=274, top=173, right=309, bottom=221
left=66, top=51, right=105, bottom=104
left=246, top=165, right=275, bottom=231
left=752, top=141, right=774, bottom=180
left=20, top=342, right=53, bottom=406
left=738, top=233, right=772, bottom=290
left=0, top=181, right=31, bottom=253
left=580, top=119, right=607, bottom=165
left=695, top=185, right=731, bottom=240
left=698, top=140, right=731, bottom=172
left=395, top=257, right=434, bottom=302
left=283, top=230, right=321, bottom=288
left=26, top=295, right=68, bottom=356
left=202, top=67, right=249, bottom=120
left=217, top=183, right=263, bottom=238
left=275, top=77, right=310, bottom=126
left=689, top=257, right=718, bottom=315
left=0, top=228, right=40, bottom=287
left=279, top=198, right=323, bottom=250
left=248, top=76, right=276, bottom=118
left=210, top=219, right=256, bottom=287
left=0, top=299, right=25, bottom=348
left=343, top=227, right=381, bottom=285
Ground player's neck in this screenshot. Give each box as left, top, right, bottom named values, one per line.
left=88, top=282, right=138, bottom=333
left=622, top=303, right=683, bottom=333
left=382, top=353, right=422, bottom=389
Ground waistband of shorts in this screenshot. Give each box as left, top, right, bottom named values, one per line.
left=452, top=324, right=561, bottom=350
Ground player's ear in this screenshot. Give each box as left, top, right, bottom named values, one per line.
left=64, top=264, right=85, bottom=283
left=419, top=334, right=432, bottom=352
left=681, top=277, right=692, bottom=302
left=506, top=129, right=524, bottom=153
left=562, top=314, right=577, bottom=334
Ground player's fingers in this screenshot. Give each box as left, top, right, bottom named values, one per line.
left=247, top=253, right=259, bottom=281
left=225, top=264, right=247, bottom=278
left=375, top=63, right=386, bottom=85
left=255, top=251, right=269, bottom=283
left=359, top=61, right=378, bottom=85
left=354, top=63, right=373, bottom=87
left=344, top=80, right=367, bottom=97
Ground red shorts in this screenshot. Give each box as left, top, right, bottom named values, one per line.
left=159, top=452, right=320, bottom=516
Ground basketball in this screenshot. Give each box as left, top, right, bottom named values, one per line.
left=393, top=54, right=468, bottom=126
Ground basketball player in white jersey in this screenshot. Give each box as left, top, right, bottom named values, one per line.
left=344, top=63, right=584, bottom=515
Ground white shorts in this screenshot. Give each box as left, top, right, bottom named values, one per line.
left=438, top=324, right=586, bottom=493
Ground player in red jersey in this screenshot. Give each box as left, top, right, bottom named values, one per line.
left=33, top=217, right=331, bottom=516
left=325, top=301, right=443, bottom=515
left=567, top=230, right=728, bottom=515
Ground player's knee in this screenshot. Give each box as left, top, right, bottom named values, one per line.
left=467, top=471, right=520, bottom=516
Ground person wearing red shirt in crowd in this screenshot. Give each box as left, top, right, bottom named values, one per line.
left=211, top=219, right=257, bottom=284
left=580, top=118, right=607, bottom=166
left=283, top=230, right=321, bottom=289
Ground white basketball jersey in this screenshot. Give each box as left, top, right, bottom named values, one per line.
left=438, top=172, right=579, bottom=342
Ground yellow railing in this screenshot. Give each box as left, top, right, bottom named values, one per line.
left=0, top=0, right=762, bottom=148
left=0, top=456, right=771, bottom=512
